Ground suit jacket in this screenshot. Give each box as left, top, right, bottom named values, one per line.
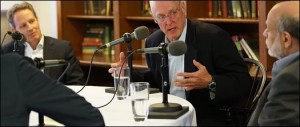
left=139, top=19, right=252, bottom=125
left=1, top=36, right=84, bottom=85
left=248, top=56, right=299, bottom=126
left=0, top=53, right=105, bottom=126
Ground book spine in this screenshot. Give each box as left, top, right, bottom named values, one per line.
left=221, top=0, right=227, bottom=18
left=208, top=0, right=213, bottom=18
left=226, top=0, right=233, bottom=18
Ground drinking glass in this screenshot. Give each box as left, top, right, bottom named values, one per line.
left=130, top=82, right=149, bottom=122
left=114, top=67, right=130, bottom=100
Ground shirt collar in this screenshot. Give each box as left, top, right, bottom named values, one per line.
left=272, top=51, right=299, bottom=77
left=24, top=35, right=44, bottom=49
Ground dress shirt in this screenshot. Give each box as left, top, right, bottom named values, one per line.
left=168, top=19, right=187, bottom=99
left=272, top=52, right=299, bottom=77
left=24, top=35, right=44, bottom=72
left=24, top=35, right=44, bottom=59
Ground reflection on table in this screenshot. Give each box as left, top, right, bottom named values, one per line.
left=29, top=86, right=197, bottom=126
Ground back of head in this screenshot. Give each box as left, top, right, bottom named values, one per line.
left=271, top=1, right=299, bottom=42
left=7, top=2, right=37, bottom=29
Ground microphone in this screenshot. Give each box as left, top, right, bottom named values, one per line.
left=23, top=57, right=66, bottom=69
left=8, top=31, right=26, bottom=42
left=98, top=26, right=149, bottom=49
left=136, top=40, right=187, bottom=56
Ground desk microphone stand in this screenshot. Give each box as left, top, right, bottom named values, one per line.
left=13, top=40, right=22, bottom=53
left=148, top=43, right=188, bottom=119
left=38, top=114, right=44, bottom=127
left=123, top=33, right=133, bottom=81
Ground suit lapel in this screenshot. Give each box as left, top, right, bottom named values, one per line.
left=43, top=37, right=55, bottom=59
left=184, top=19, right=197, bottom=73
left=184, top=20, right=197, bottom=98
left=43, top=37, right=54, bottom=75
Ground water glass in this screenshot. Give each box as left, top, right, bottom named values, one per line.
left=114, top=67, right=130, bottom=100
left=130, top=82, right=149, bottom=122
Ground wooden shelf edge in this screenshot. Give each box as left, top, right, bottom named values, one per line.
left=126, top=16, right=153, bottom=21
left=66, top=15, right=114, bottom=20
left=126, top=16, right=259, bottom=23
left=193, top=18, right=259, bottom=24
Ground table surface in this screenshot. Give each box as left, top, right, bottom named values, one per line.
left=29, top=86, right=197, bottom=126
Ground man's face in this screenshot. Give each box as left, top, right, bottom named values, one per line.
left=263, top=13, right=284, bottom=59
left=13, top=9, right=42, bottom=44
left=150, top=1, right=186, bottom=41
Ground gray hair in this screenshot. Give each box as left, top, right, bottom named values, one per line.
left=277, top=14, right=299, bottom=42
left=7, top=1, right=37, bottom=28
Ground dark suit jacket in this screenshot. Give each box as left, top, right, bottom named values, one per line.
left=139, top=19, right=252, bottom=125
left=1, top=36, right=84, bottom=85
left=0, top=53, right=105, bottom=126
left=248, top=56, right=299, bottom=126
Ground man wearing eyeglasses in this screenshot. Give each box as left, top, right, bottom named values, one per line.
left=109, top=1, right=251, bottom=126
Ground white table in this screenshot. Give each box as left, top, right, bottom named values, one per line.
left=29, top=86, right=197, bottom=126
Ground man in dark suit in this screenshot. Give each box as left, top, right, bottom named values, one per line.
left=1, top=53, right=105, bottom=126
left=109, top=1, right=251, bottom=126
left=248, top=1, right=299, bottom=126
left=1, top=1, right=84, bottom=85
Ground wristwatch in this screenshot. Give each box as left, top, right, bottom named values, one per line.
left=208, top=77, right=216, bottom=92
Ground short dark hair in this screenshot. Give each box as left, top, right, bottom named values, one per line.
left=277, top=14, right=299, bottom=42
left=7, top=2, right=38, bottom=28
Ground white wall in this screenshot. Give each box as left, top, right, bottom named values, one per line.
left=1, top=1, right=57, bottom=41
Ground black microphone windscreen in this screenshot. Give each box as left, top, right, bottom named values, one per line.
left=10, top=31, right=26, bottom=42
left=168, top=40, right=187, bottom=56
left=134, top=26, right=149, bottom=40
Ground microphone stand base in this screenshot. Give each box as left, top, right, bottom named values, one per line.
left=148, top=103, right=189, bottom=119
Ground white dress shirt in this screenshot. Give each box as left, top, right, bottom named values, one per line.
left=166, top=19, right=187, bottom=99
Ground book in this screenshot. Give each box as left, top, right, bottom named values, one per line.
left=141, top=0, right=151, bottom=16
left=226, top=0, right=234, bottom=18
left=208, top=0, right=213, bottom=18
left=241, top=0, right=251, bottom=18
left=106, top=0, right=112, bottom=16
left=235, top=1, right=242, bottom=18
left=84, top=1, right=88, bottom=15
left=239, top=37, right=259, bottom=61
left=82, top=46, right=99, bottom=54
left=217, top=0, right=222, bottom=17
left=221, top=0, right=227, bottom=18
left=232, top=35, right=245, bottom=58
left=212, top=1, right=218, bottom=17
left=231, top=1, right=237, bottom=18
left=98, top=1, right=107, bottom=16
left=250, top=0, right=257, bottom=18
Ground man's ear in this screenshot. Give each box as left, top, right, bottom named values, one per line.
left=282, top=31, right=292, bottom=48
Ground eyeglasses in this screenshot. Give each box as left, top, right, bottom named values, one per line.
left=153, top=6, right=181, bottom=23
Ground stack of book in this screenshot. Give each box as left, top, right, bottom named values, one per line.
left=82, top=23, right=114, bottom=55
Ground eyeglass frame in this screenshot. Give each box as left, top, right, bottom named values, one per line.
left=152, top=3, right=182, bottom=23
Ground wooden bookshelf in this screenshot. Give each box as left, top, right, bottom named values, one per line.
left=194, top=18, right=258, bottom=24
left=57, top=1, right=281, bottom=81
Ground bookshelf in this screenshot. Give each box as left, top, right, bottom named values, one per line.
left=57, top=1, right=280, bottom=83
